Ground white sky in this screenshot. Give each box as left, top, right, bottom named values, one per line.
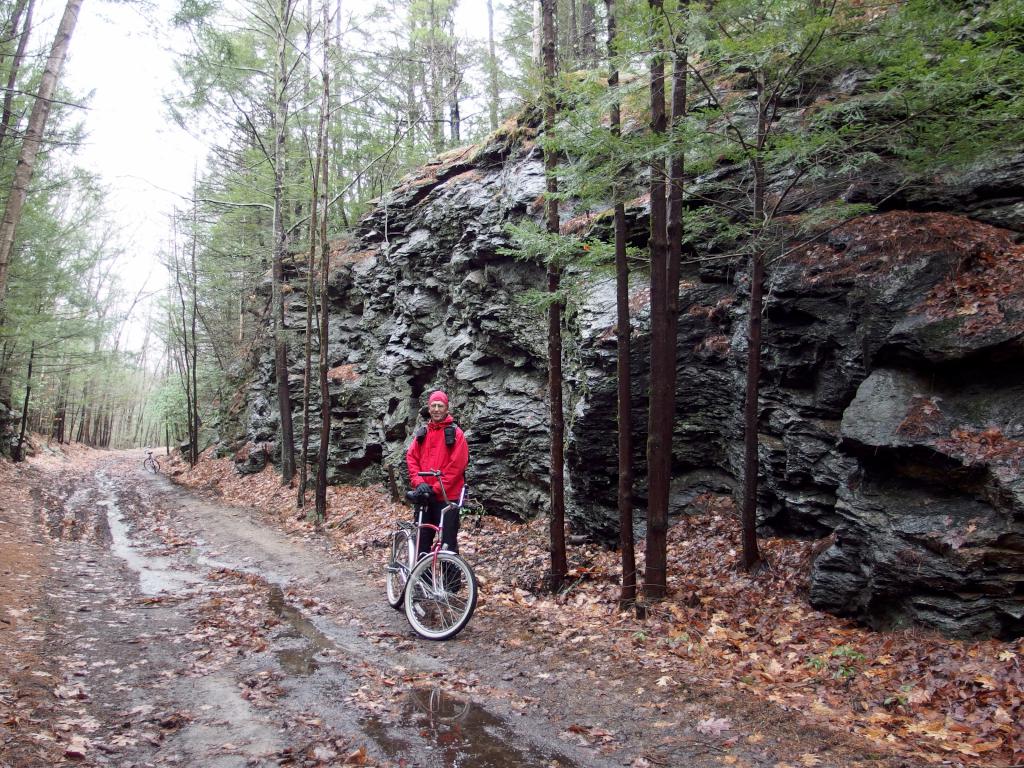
left=54, top=0, right=504, bottom=353
left=62, top=0, right=205, bottom=346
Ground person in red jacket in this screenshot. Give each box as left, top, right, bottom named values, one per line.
left=406, top=390, right=469, bottom=558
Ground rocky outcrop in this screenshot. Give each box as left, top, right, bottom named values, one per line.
left=233, top=112, right=1024, bottom=637
left=776, top=214, right=1024, bottom=639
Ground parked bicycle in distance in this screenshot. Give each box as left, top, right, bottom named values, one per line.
left=385, top=470, right=478, bottom=640
left=143, top=449, right=160, bottom=474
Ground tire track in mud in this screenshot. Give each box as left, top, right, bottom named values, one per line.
left=9, top=452, right=910, bottom=768
left=107, top=459, right=599, bottom=768
left=8, top=455, right=608, bottom=768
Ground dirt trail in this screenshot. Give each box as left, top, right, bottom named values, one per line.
left=0, top=450, right=916, bottom=767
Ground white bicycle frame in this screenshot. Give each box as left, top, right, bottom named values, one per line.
left=412, top=471, right=466, bottom=564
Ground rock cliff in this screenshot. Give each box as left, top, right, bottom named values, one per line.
left=232, top=113, right=1024, bottom=639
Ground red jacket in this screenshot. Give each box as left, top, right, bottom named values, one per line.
left=406, top=415, right=468, bottom=502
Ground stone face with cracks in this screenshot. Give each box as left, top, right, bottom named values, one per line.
left=232, top=115, right=1024, bottom=638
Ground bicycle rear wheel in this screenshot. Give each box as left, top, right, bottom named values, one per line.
left=404, top=551, right=477, bottom=640
left=143, top=457, right=159, bottom=473
left=385, top=528, right=415, bottom=609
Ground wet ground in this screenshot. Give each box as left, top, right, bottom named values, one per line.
left=0, top=450, right=918, bottom=767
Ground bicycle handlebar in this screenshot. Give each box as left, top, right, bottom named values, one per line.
left=413, top=470, right=466, bottom=509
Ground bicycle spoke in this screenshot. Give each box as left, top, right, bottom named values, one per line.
left=404, top=552, right=476, bottom=640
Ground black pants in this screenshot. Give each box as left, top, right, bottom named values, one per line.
left=414, top=498, right=460, bottom=558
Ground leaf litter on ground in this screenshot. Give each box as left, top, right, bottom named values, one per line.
left=163, top=448, right=1024, bottom=766
left=23, top=443, right=1023, bottom=767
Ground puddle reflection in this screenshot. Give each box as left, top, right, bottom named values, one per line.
left=268, top=586, right=337, bottom=676
left=362, top=684, right=578, bottom=768
left=409, top=685, right=472, bottom=725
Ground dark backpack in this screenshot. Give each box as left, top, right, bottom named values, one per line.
left=415, top=423, right=457, bottom=447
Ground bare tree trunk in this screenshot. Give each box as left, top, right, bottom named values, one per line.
left=644, top=0, right=669, bottom=601
left=427, top=0, right=443, bottom=152
left=14, top=339, right=33, bottom=461
left=448, top=43, right=460, bottom=145
left=606, top=0, right=636, bottom=607
left=567, top=0, right=578, bottom=61
left=579, top=0, right=597, bottom=67
left=0, top=0, right=83, bottom=315
left=486, top=0, right=499, bottom=131
left=52, top=371, right=67, bottom=444
left=741, top=70, right=767, bottom=571
left=532, top=0, right=542, bottom=66
left=299, top=48, right=327, bottom=510
left=172, top=223, right=197, bottom=466
left=77, top=382, right=90, bottom=444
left=0, top=339, right=16, bottom=406
left=314, top=0, right=331, bottom=521
left=272, top=0, right=297, bottom=484
left=189, top=199, right=200, bottom=463
left=0, top=0, right=35, bottom=151
left=645, top=10, right=689, bottom=595
left=541, top=0, right=567, bottom=592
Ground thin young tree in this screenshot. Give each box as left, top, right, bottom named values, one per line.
left=691, top=0, right=841, bottom=571
left=486, top=0, right=500, bottom=131
left=314, top=0, right=332, bottom=522
left=0, top=0, right=36, bottom=151
left=541, top=0, right=567, bottom=591
left=298, top=69, right=325, bottom=509
left=189, top=195, right=200, bottom=463
left=643, top=0, right=670, bottom=599
left=170, top=221, right=198, bottom=465
left=605, top=0, right=636, bottom=606
left=271, top=0, right=299, bottom=484
left=0, top=0, right=83, bottom=320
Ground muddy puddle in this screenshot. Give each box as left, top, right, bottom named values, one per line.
left=268, top=585, right=338, bottom=675
left=363, top=686, right=578, bottom=768
left=264, top=589, right=575, bottom=766
left=97, top=473, right=201, bottom=595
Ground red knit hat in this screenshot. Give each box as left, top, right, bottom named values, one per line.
left=428, top=390, right=449, bottom=405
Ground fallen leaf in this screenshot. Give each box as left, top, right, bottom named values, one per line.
left=696, top=717, right=732, bottom=736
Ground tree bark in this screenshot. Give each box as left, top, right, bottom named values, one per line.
left=0, top=0, right=35, bottom=151
left=448, top=43, right=460, bottom=145
left=0, top=0, right=83, bottom=315
left=172, top=223, right=196, bottom=466
left=580, top=0, right=597, bottom=67
left=299, top=21, right=327, bottom=510
left=314, top=0, right=331, bottom=522
left=272, top=0, right=297, bottom=484
left=644, top=0, right=669, bottom=600
left=486, top=0, right=500, bottom=131
left=606, top=0, right=636, bottom=607
left=189, top=196, right=200, bottom=464
left=541, top=0, right=567, bottom=592
left=14, top=339, right=33, bottom=461
left=427, top=0, right=443, bottom=152
left=741, top=70, right=767, bottom=571
left=52, top=371, right=67, bottom=444
left=532, top=0, right=542, bottom=66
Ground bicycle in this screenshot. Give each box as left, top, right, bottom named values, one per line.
left=409, top=684, right=472, bottom=724
left=385, top=470, right=478, bottom=640
left=143, top=449, right=160, bottom=474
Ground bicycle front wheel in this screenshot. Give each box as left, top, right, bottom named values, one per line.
left=404, top=551, right=477, bottom=641
left=143, top=457, right=159, bottom=473
left=385, top=528, right=415, bottom=609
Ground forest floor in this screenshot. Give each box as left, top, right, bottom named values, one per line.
left=0, top=443, right=1020, bottom=768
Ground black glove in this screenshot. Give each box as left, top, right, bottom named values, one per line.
left=406, top=482, right=433, bottom=504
